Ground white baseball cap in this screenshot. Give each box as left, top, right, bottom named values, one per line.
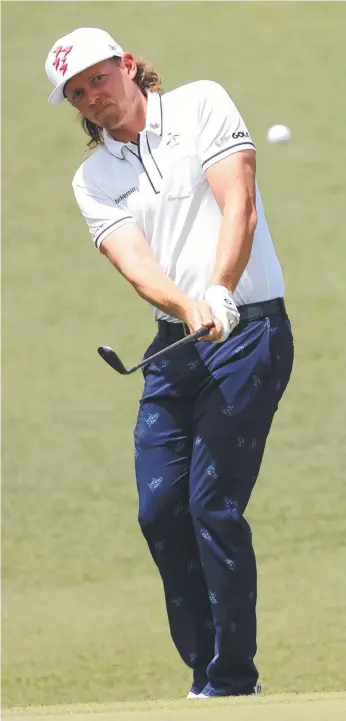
left=45, top=27, right=124, bottom=105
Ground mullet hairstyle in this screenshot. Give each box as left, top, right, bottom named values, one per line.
left=79, top=57, right=163, bottom=150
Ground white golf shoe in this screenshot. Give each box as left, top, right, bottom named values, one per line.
left=192, top=683, right=262, bottom=698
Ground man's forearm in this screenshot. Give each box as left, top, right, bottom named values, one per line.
left=100, top=227, right=193, bottom=321
left=210, top=200, right=257, bottom=292
left=129, top=260, right=192, bottom=320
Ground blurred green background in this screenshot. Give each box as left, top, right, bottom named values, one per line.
left=2, top=0, right=346, bottom=709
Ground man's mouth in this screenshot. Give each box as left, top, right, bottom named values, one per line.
left=95, top=105, right=110, bottom=117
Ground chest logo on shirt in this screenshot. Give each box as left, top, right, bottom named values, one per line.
left=166, top=132, right=180, bottom=148
left=114, top=187, right=139, bottom=204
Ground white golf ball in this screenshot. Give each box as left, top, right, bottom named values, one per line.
left=267, top=124, right=292, bottom=144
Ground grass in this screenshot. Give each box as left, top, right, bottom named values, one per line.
left=2, top=0, right=346, bottom=710
left=4, top=693, right=346, bottom=721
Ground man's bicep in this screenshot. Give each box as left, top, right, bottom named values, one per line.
left=99, top=223, right=154, bottom=281
left=205, top=150, right=256, bottom=211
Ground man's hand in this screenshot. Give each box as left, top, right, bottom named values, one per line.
left=204, top=285, right=240, bottom=343
left=182, top=300, right=224, bottom=342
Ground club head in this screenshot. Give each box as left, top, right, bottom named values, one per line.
left=98, top=346, right=128, bottom=375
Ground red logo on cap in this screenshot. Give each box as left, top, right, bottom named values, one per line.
left=52, top=45, right=73, bottom=76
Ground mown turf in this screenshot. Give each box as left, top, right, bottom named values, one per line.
left=2, top=0, right=346, bottom=709
left=4, top=693, right=346, bottom=721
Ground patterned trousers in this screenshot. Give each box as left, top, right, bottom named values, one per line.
left=134, top=311, right=294, bottom=696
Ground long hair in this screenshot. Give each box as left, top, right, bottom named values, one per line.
left=79, top=57, right=163, bottom=150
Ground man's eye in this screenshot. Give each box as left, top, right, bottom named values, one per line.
left=72, top=89, right=83, bottom=100
left=93, top=74, right=105, bottom=83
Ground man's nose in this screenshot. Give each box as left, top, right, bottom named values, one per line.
left=86, top=86, right=102, bottom=106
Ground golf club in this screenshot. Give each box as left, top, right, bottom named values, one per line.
left=98, top=325, right=211, bottom=376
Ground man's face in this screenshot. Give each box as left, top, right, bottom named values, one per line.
left=64, top=56, right=138, bottom=130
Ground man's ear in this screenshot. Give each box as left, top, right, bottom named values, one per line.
left=122, top=53, right=137, bottom=79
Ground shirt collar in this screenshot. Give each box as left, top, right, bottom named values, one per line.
left=102, top=130, right=125, bottom=159
left=145, top=92, right=163, bottom=137
left=103, top=92, right=163, bottom=159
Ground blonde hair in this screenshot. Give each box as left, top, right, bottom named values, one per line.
left=80, top=57, right=163, bottom=150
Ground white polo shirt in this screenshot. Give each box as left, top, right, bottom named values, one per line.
left=73, top=80, right=284, bottom=321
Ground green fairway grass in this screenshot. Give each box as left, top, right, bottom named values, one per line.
left=4, top=693, right=346, bottom=721
left=2, top=0, right=346, bottom=709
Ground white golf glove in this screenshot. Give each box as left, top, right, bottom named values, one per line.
left=204, top=285, right=240, bottom=343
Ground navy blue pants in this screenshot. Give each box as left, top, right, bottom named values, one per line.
left=134, top=310, right=294, bottom=696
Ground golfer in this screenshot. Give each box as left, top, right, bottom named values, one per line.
left=45, top=27, right=294, bottom=698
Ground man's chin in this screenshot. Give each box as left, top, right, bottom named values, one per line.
left=100, top=115, right=121, bottom=131
left=93, top=106, right=117, bottom=125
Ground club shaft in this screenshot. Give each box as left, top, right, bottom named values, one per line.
left=129, top=326, right=210, bottom=373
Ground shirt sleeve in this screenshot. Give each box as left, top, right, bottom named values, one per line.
left=196, top=80, right=256, bottom=173
left=72, top=162, right=135, bottom=250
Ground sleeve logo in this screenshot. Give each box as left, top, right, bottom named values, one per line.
left=215, top=130, right=250, bottom=147
left=232, top=130, right=250, bottom=139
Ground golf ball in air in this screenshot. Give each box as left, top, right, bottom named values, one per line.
left=267, top=124, right=292, bottom=144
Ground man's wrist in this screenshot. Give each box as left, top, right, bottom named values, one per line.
left=179, top=298, right=195, bottom=324
left=209, top=278, right=236, bottom=293
left=205, top=285, right=236, bottom=303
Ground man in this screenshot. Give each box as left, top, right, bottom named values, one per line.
left=45, top=27, right=294, bottom=698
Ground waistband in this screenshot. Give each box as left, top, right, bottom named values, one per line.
left=157, top=297, right=286, bottom=341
